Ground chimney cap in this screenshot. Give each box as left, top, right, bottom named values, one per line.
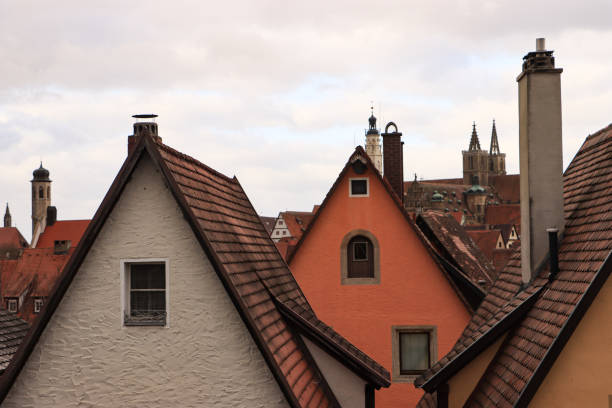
left=132, top=114, right=158, bottom=119
left=546, top=227, right=559, bottom=233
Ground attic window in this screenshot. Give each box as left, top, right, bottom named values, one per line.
left=122, top=260, right=168, bottom=326
left=392, top=326, right=437, bottom=382
left=6, top=298, right=17, bottom=313
left=349, top=178, right=369, bottom=197
left=34, top=298, right=43, bottom=314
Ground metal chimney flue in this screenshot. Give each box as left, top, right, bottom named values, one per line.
left=536, top=38, right=546, bottom=51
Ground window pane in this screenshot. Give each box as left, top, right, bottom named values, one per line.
left=400, top=332, right=430, bottom=373
left=353, top=242, right=368, bottom=261
left=131, top=264, right=165, bottom=289
left=351, top=179, right=367, bottom=195
left=131, top=291, right=166, bottom=312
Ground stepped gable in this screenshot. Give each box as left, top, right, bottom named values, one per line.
left=416, top=123, right=612, bottom=407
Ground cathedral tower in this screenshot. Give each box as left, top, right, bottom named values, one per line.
left=31, top=163, right=51, bottom=237
left=364, top=107, right=383, bottom=173
left=462, top=123, right=489, bottom=186
left=488, top=119, right=506, bottom=176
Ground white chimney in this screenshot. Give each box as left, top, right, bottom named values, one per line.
left=517, top=38, right=565, bottom=284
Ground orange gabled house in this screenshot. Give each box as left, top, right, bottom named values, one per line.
left=287, top=129, right=486, bottom=407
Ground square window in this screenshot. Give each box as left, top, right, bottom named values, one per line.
left=392, top=326, right=437, bottom=382
left=123, top=261, right=167, bottom=326
left=349, top=178, right=369, bottom=197
left=34, top=298, right=44, bottom=314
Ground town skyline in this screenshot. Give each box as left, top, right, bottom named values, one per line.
left=2, top=1, right=612, bottom=240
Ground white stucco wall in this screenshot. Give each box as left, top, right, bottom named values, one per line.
left=302, top=336, right=366, bottom=408
left=4, top=154, right=289, bottom=408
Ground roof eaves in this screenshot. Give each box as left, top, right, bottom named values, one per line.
left=274, top=298, right=391, bottom=389
left=418, top=285, right=544, bottom=393
left=513, top=248, right=612, bottom=408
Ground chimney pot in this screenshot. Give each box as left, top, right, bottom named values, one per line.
left=536, top=38, right=546, bottom=51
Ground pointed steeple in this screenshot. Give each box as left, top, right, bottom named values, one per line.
left=4, top=203, right=11, bottom=228
left=468, top=122, right=481, bottom=151
left=490, top=119, right=501, bottom=154
left=367, top=104, right=378, bottom=135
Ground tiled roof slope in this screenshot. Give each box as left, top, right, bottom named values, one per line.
left=35, top=220, right=90, bottom=248
left=0, top=310, right=29, bottom=373
left=485, top=204, right=520, bottom=228
left=0, top=228, right=28, bottom=258
left=281, top=211, right=315, bottom=240
left=417, top=211, right=496, bottom=289
left=465, top=123, right=612, bottom=407
left=490, top=174, right=520, bottom=203
left=259, top=216, right=276, bottom=235
left=0, top=134, right=390, bottom=406
left=416, top=123, right=612, bottom=407
left=467, top=229, right=501, bottom=260
left=156, top=141, right=389, bottom=396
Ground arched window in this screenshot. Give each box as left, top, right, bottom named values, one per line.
left=39, top=186, right=44, bottom=199
left=47, top=186, right=50, bottom=198
left=340, top=230, right=380, bottom=285
left=347, top=236, right=373, bottom=278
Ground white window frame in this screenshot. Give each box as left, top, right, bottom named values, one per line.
left=391, top=325, right=437, bottom=382
left=120, top=258, right=169, bottom=328
left=34, top=298, right=44, bottom=314
left=349, top=177, right=370, bottom=197
left=6, top=298, right=17, bottom=313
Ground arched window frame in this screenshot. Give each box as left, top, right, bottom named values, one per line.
left=38, top=186, right=44, bottom=199
left=340, top=229, right=380, bottom=285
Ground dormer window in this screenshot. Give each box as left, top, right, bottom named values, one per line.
left=349, top=178, right=369, bottom=197
left=34, top=298, right=44, bottom=314
left=6, top=298, right=18, bottom=313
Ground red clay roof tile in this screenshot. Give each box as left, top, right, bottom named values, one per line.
left=35, top=220, right=89, bottom=249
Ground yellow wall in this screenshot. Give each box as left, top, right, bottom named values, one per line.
left=447, top=334, right=507, bottom=408
left=530, top=274, right=612, bottom=407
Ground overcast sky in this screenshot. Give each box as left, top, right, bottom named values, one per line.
left=2, top=1, right=612, bottom=241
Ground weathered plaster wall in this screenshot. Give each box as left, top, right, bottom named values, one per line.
left=4, top=154, right=289, bottom=408
left=302, top=336, right=366, bottom=407
left=447, top=334, right=506, bottom=408
left=529, top=274, right=612, bottom=408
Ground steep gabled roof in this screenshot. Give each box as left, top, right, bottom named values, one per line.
left=259, top=216, right=276, bottom=235
left=287, top=146, right=479, bottom=312
left=279, top=211, right=315, bottom=240
left=0, top=133, right=389, bottom=407
left=467, top=229, right=501, bottom=260
left=35, top=220, right=90, bottom=248
left=417, top=123, right=612, bottom=407
left=485, top=204, right=521, bottom=227
left=490, top=174, right=520, bottom=204
left=0, top=228, right=28, bottom=252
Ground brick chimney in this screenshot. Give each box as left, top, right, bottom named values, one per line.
left=128, top=114, right=162, bottom=155
left=381, top=122, right=404, bottom=201
left=517, top=38, right=565, bottom=284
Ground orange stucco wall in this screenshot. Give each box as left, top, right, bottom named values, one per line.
left=290, top=166, right=471, bottom=408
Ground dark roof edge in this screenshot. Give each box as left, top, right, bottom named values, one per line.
left=0, top=136, right=151, bottom=403
left=432, top=250, right=486, bottom=305
left=514, top=249, right=612, bottom=408
left=418, top=286, right=544, bottom=392
left=275, top=299, right=391, bottom=389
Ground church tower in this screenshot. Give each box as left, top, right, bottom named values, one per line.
left=31, top=163, right=51, bottom=237
left=364, top=107, right=383, bottom=173
left=488, top=119, right=506, bottom=176
left=462, top=123, right=489, bottom=186
left=4, top=203, right=11, bottom=228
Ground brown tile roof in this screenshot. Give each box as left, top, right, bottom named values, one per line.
left=0, top=133, right=390, bottom=406
left=280, top=211, right=315, bottom=240
left=0, top=228, right=28, bottom=258
left=0, top=310, right=29, bottom=373
left=258, top=216, right=276, bottom=235
left=417, top=211, right=496, bottom=289
left=467, top=229, right=501, bottom=260
left=275, top=238, right=298, bottom=261
left=485, top=204, right=521, bottom=227
left=417, top=123, right=612, bottom=407
left=35, top=220, right=90, bottom=249
left=490, top=174, right=520, bottom=203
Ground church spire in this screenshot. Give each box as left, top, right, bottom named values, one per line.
left=468, top=122, right=481, bottom=151
left=490, top=119, right=501, bottom=154
left=364, top=105, right=383, bottom=173
left=4, top=203, right=11, bottom=228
